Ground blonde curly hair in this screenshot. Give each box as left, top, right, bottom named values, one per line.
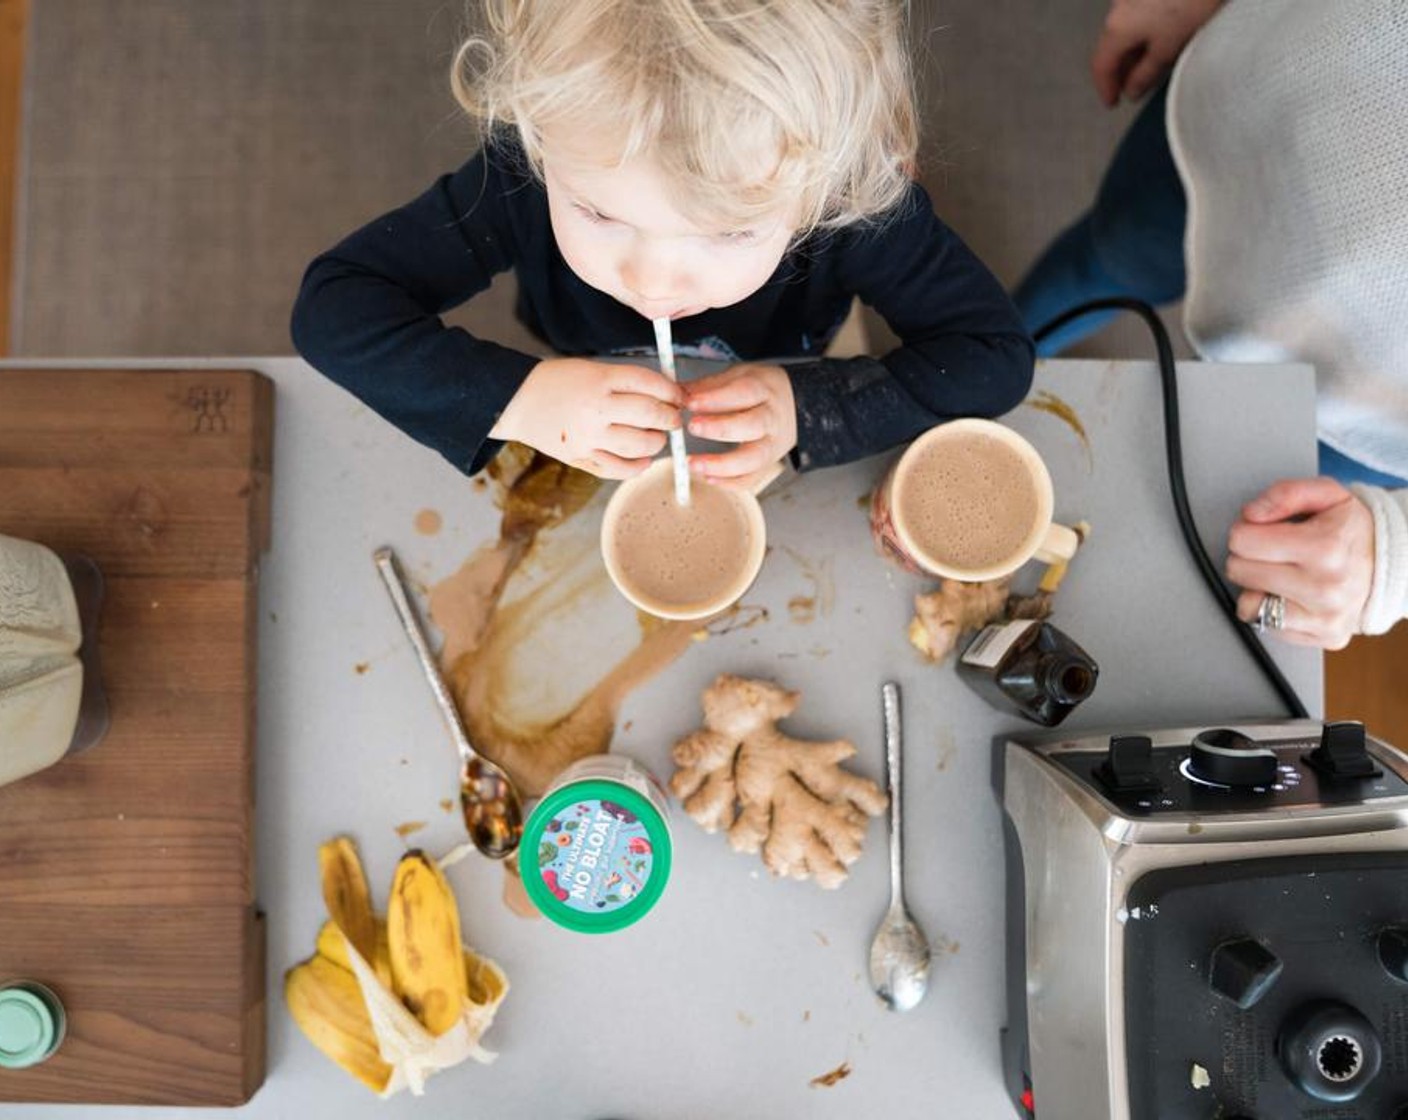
left=452, top=0, right=919, bottom=236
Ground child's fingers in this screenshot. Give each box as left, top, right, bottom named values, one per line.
left=571, top=449, right=654, bottom=480
left=688, top=407, right=772, bottom=444
left=684, top=372, right=769, bottom=414
left=607, top=364, right=685, bottom=405
left=608, top=392, right=683, bottom=433
left=603, top=424, right=668, bottom=460
left=688, top=438, right=774, bottom=482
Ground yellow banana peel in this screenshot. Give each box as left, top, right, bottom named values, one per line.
left=318, top=836, right=378, bottom=965
left=387, top=849, right=470, bottom=1036
left=319, top=915, right=505, bottom=1010
left=285, top=954, right=392, bottom=1094
left=317, top=917, right=394, bottom=990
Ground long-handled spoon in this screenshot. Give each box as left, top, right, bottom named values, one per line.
left=868, top=681, right=932, bottom=1011
left=374, top=547, right=524, bottom=859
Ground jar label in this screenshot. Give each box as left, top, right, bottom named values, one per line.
left=535, top=798, right=656, bottom=915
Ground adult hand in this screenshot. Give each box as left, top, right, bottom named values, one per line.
left=682, top=363, right=798, bottom=488
left=1225, top=478, right=1376, bottom=650
left=1091, top=0, right=1223, bottom=107
left=490, top=358, right=682, bottom=479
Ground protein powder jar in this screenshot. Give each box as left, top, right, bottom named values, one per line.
left=521, top=754, right=672, bottom=933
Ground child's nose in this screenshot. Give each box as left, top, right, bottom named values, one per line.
left=620, top=251, right=683, bottom=303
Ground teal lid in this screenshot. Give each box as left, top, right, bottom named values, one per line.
left=0, top=987, right=59, bottom=1069
left=521, top=778, right=672, bottom=934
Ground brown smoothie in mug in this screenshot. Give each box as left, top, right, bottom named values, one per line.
left=602, top=460, right=766, bottom=620
left=873, top=418, right=1076, bottom=580
left=897, top=430, right=1042, bottom=574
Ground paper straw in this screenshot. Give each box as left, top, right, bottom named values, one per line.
left=652, top=316, right=691, bottom=506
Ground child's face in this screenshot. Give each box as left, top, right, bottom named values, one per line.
left=541, top=130, right=795, bottom=322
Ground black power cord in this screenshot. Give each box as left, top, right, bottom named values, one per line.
left=1034, top=297, right=1310, bottom=720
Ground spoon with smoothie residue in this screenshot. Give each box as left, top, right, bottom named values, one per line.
left=374, top=547, right=524, bottom=859
left=868, top=681, right=932, bottom=1011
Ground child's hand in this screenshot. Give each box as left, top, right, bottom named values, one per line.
left=491, top=358, right=683, bottom=479
left=1225, top=478, right=1376, bottom=650
left=683, top=363, right=798, bottom=488
left=1091, top=0, right=1222, bottom=106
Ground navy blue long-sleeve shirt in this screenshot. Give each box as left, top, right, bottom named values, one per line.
left=291, top=139, right=1034, bottom=476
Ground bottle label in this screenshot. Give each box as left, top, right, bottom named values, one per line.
left=961, top=620, right=1036, bottom=670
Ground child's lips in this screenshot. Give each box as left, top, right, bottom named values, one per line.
left=637, top=301, right=702, bottom=320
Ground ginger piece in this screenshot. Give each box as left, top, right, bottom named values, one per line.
left=908, top=578, right=1010, bottom=663
left=908, top=521, right=1092, bottom=662
left=670, top=675, right=888, bottom=889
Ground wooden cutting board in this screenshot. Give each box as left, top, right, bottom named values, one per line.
left=0, top=368, right=271, bottom=1105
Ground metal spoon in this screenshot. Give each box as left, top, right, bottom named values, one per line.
left=374, top=547, right=524, bottom=859
left=868, top=681, right=932, bottom=1011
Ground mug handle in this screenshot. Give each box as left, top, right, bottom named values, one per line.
left=1035, top=521, right=1079, bottom=564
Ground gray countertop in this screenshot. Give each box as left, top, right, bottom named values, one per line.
left=1, top=356, right=1320, bottom=1119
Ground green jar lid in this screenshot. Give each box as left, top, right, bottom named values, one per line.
left=0, top=986, right=61, bottom=1069
left=521, top=778, right=672, bottom=934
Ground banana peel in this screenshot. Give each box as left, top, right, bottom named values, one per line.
left=387, top=849, right=469, bottom=1037
left=318, top=917, right=393, bottom=990
left=287, top=837, right=508, bottom=1096
left=285, top=954, right=393, bottom=1094
left=319, top=836, right=379, bottom=965
left=317, top=916, right=506, bottom=1009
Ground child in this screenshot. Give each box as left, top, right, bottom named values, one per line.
left=291, top=0, right=1034, bottom=485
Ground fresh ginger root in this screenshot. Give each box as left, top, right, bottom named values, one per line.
left=908, top=579, right=1010, bottom=663
left=908, top=521, right=1092, bottom=663
left=670, top=675, right=888, bottom=889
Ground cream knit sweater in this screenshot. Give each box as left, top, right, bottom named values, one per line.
left=1168, top=0, right=1408, bottom=633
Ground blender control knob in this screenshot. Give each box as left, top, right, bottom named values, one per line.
left=1209, top=937, right=1283, bottom=1010
left=1306, top=721, right=1382, bottom=780
left=1378, top=928, right=1408, bottom=983
left=1189, top=728, right=1279, bottom=788
left=1096, top=735, right=1161, bottom=794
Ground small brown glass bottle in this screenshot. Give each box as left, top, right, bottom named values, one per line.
left=956, top=619, right=1098, bottom=726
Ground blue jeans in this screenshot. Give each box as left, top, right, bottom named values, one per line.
left=1014, top=83, right=1187, bottom=355
left=1017, top=83, right=1407, bottom=491
left=1319, top=443, right=1408, bottom=488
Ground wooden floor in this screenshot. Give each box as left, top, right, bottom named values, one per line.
left=0, top=0, right=1401, bottom=744
left=1327, top=625, right=1408, bottom=744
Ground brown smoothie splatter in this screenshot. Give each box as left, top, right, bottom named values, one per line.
left=414, top=508, right=443, bottom=535
left=1025, top=389, right=1093, bottom=471
left=788, top=595, right=817, bottom=624
left=810, top=1062, right=852, bottom=1088
left=783, top=547, right=835, bottom=623
left=502, top=852, right=540, bottom=920
left=395, top=821, right=427, bottom=839
left=935, top=727, right=956, bottom=772
left=421, top=447, right=713, bottom=912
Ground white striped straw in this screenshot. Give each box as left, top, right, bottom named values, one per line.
left=652, top=316, right=691, bottom=506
